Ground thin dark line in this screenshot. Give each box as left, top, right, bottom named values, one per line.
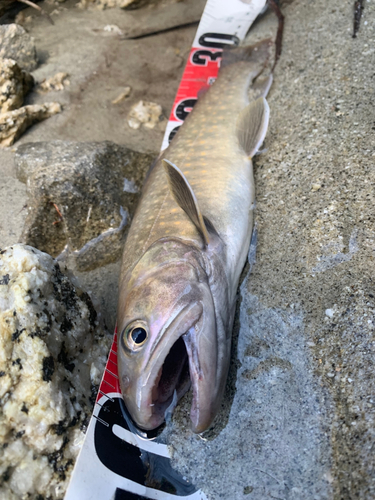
left=93, top=415, right=109, bottom=427
left=99, top=390, right=114, bottom=402
left=124, top=21, right=199, bottom=40
left=102, top=379, right=115, bottom=390
left=105, top=368, right=119, bottom=379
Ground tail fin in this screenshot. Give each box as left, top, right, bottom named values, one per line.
left=221, top=38, right=273, bottom=69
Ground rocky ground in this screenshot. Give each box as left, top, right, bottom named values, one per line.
left=0, top=0, right=374, bottom=499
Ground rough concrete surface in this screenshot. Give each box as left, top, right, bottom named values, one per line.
left=13, top=0, right=195, bottom=154
left=0, top=0, right=374, bottom=499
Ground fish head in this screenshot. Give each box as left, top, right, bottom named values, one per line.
left=117, top=239, right=222, bottom=433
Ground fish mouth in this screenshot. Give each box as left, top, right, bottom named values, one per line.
left=123, top=291, right=218, bottom=433
left=139, top=323, right=215, bottom=433
left=150, top=335, right=191, bottom=422
left=129, top=303, right=204, bottom=431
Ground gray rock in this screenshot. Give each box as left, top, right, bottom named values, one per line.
left=15, top=141, right=155, bottom=271
left=0, top=58, right=34, bottom=113
left=0, top=244, right=111, bottom=499
left=0, top=24, right=38, bottom=72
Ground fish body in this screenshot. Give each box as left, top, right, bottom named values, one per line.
left=117, top=40, right=271, bottom=433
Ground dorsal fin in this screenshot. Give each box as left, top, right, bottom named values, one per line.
left=236, top=96, right=270, bottom=158
left=162, top=159, right=210, bottom=246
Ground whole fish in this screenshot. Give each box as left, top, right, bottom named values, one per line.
left=117, top=40, right=272, bottom=433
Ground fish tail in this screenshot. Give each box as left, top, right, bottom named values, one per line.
left=220, top=38, right=273, bottom=69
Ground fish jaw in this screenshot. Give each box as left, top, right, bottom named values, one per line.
left=118, top=302, right=201, bottom=430
left=183, top=324, right=218, bottom=433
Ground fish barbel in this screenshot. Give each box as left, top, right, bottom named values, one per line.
left=117, top=40, right=272, bottom=433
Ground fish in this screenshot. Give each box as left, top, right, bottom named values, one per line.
left=117, top=39, right=272, bottom=433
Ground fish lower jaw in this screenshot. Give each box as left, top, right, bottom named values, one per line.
left=132, top=335, right=192, bottom=431
left=128, top=327, right=214, bottom=433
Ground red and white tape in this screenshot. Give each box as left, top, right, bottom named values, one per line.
left=161, top=0, right=267, bottom=150
left=65, top=1, right=266, bottom=499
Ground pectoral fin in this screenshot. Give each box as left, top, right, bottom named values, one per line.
left=163, top=159, right=211, bottom=246
left=237, top=96, right=270, bottom=158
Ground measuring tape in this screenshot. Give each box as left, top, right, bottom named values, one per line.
left=161, top=0, right=267, bottom=150
left=65, top=1, right=267, bottom=498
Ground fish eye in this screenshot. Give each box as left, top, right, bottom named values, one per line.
left=122, top=321, right=148, bottom=352
left=130, top=327, right=147, bottom=345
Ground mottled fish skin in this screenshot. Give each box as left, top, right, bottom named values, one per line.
left=117, top=40, right=272, bottom=433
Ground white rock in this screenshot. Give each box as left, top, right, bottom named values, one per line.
left=0, top=102, right=62, bottom=147
left=0, top=244, right=111, bottom=499
left=0, top=58, right=34, bottom=113
left=325, top=308, right=334, bottom=318
left=127, top=100, right=163, bottom=130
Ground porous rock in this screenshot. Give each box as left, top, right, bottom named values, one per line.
left=0, top=24, right=38, bottom=72
left=112, top=86, right=131, bottom=104
left=15, top=141, right=155, bottom=271
left=0, top=58, right=34, bottom=113
left=127, top=100, right=163, bottom=130
left=38, top=72, right=70, bottom=93
left=0, top=244, right=111, bottom=500
left=0, top=102, right=61, bottom=147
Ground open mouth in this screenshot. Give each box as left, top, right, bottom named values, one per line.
left=120, top=302, right=213, bottom=432
left=150, top=336, right=191, bottom=421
